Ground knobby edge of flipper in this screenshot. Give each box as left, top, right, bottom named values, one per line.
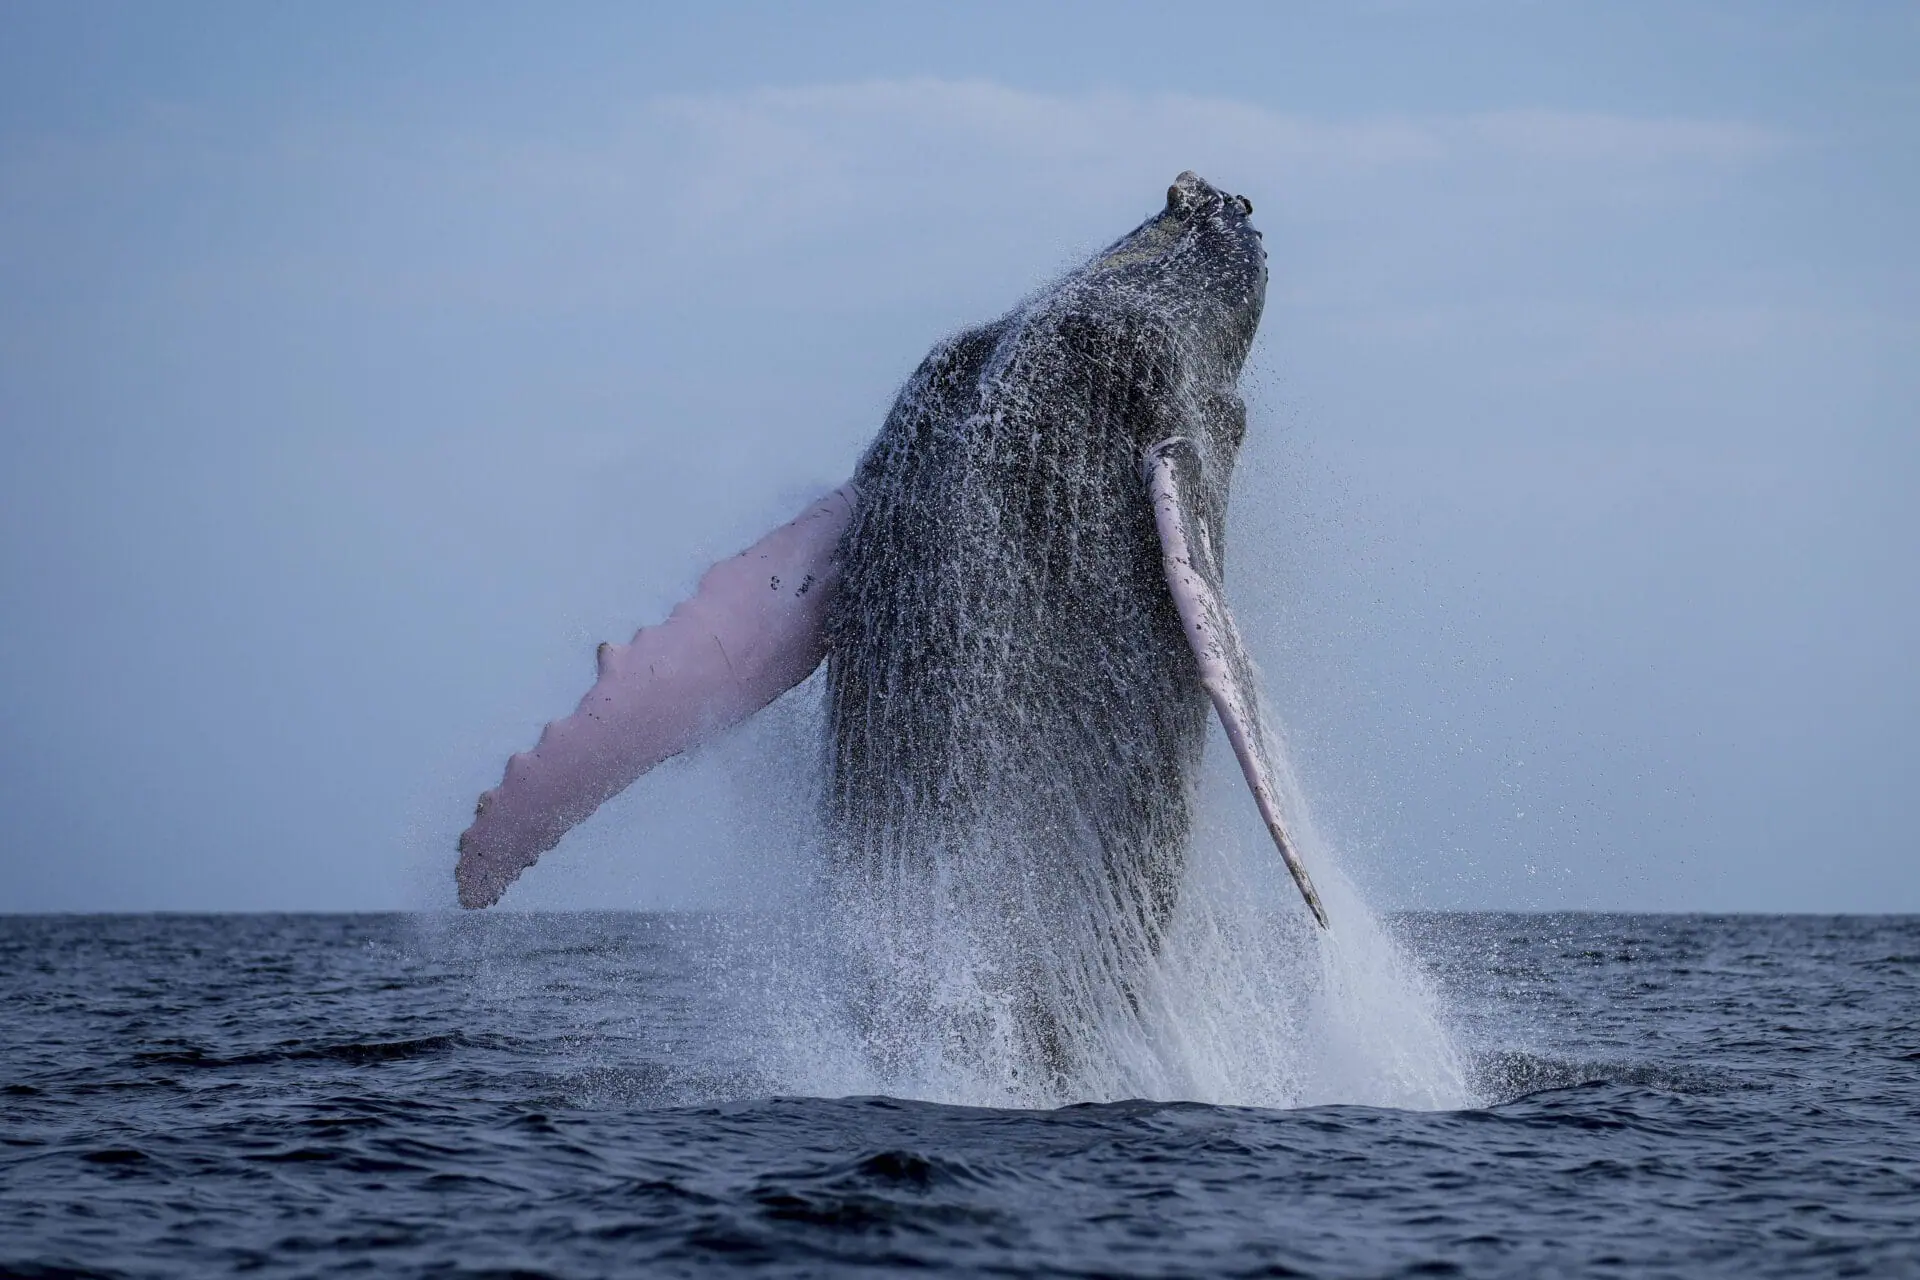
left=455, top=484, right=857, bottom=909
left=1142, top=437, right=1330, bottom=929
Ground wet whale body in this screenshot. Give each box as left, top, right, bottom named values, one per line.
left=456, top=174, right=1325, bottom=1027
left=824, top=171, right=1326, bottom=1039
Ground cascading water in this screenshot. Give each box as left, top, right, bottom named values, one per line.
left=722, top=678, right=1474, bottom=1112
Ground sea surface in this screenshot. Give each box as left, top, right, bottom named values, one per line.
left=2, top=912, right=1916, bottom=1278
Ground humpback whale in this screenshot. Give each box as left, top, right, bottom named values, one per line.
left=456, top=173, right=1326, bottom=961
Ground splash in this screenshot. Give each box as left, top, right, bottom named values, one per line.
left=706, top=684, right=1474, bottom=1113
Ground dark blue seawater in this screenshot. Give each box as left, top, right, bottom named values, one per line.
left=2, top=913, right=1916, bottom=1278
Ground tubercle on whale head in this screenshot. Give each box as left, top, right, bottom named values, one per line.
left=1164, top=169, right=1253, bottom=220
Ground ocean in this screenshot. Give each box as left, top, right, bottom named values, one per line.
left=2, top=911, right=1915, bottom=1277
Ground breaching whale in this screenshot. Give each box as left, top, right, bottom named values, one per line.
left=455, top=172, right=1327, bottom=953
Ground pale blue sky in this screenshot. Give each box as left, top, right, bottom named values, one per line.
left=1, top=3, right=1914, bottom=911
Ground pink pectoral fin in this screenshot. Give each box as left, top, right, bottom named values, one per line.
left=1143, top=439, right=1329, bottom=929
left=456, top=485, right=857, bottom=908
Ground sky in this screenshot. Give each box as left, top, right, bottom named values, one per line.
left=0, top=2, right=1914, bottom=913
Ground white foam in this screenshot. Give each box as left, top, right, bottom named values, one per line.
left=716, top=698, right=1475, bottom=1112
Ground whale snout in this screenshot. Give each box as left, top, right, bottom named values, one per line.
left=1166, top=171, right=1255, bottom=219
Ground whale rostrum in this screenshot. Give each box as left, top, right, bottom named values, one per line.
left=456, top=170, right=1327, bottom=934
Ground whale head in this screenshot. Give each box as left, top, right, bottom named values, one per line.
left=1075, top=170, right=1269, bottom=381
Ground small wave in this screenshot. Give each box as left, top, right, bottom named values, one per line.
left=748, top=1150, right=1005, bottom=1234
left=130, top=1033, right=484, bottom=1070
left=1469, top=1049, right=1754, bottom=1103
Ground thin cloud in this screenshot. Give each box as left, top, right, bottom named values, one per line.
left=2, top=78, right=1784, bottom=314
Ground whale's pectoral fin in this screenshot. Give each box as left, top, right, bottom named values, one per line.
left=455, top=485, right=858, bottom=909
left=1142, top=438, right=1329, bottom=929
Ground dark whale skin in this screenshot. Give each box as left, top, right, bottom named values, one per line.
left=824, top=173, right=1269, bottom=986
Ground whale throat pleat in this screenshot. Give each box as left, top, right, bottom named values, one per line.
left=454, top=485, right=857, bottom=909
left=1143, top=437, right=1329, bottom=929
